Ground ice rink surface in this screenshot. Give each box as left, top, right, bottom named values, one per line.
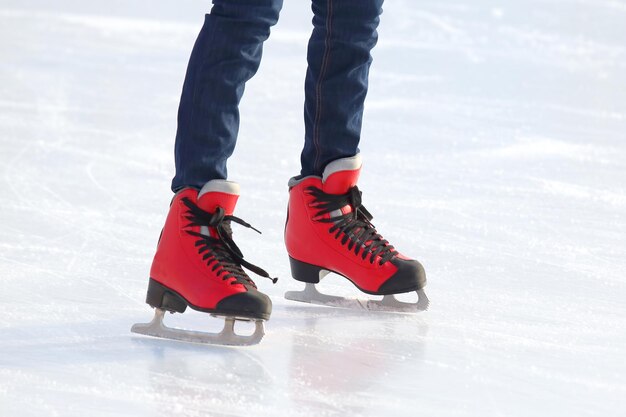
left=1, top=0, right=626, bottom=416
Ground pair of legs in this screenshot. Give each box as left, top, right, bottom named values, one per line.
left=131, top=0, right=428, bottom=346
left=171, top=0, right=384, bottom=190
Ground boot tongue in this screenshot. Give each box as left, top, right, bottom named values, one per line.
left=197, top=180, right=240, bottom=215
left=322, top=154, right=362, bottom=194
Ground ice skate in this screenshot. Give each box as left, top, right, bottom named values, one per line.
left=284, top=154, right=429, bottom=313
left=132, top=180, right=275, bottom=346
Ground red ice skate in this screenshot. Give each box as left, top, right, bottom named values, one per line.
left=284, top=155, right=429, bottom=312
left=131, top=180, right=274, bottom=345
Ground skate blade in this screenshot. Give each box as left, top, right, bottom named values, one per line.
left=131, top=308, right=265, bottom=346
left=285, top=283, right=429, bottom=313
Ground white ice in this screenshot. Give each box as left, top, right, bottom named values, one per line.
left=1, top=0, right=626, bottom=416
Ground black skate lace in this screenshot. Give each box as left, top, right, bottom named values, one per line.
left=306, top=186, right=398, bottom=265
left=181, top=197, right=277, bottom=286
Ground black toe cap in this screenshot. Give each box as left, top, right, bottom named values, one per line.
left=215, top=288, right=272, bottom=320
left=376, top=259, right=426, bottom=295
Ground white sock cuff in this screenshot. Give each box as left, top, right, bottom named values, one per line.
left=322, top=154, right=362, bottom=183
left=198, top=180, right=240, bottom=198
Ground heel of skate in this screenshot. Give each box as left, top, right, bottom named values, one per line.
left=289, top=257, right=329, bottom=283
left=146, top=278, right=187, bottom=313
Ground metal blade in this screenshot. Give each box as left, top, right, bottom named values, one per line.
left=131, top=309, right=265, bottom=346
left=375, top=289, right=430, bottom=312
left=285, top=283, right=429, bottom=312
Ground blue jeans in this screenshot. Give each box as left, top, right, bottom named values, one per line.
left=171, top=0, right=383, bottom=191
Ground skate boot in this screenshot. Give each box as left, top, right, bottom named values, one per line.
left=284, top=154, right=429, bottom=312
left=131, top=180, right=275, bottom=346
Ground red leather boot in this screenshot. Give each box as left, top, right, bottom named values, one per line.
left=284, top=155, right=428, bottom=311
left=132, top=180, right=274, bottom=345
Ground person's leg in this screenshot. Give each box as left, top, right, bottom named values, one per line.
left=135, top=1, right=283, bottom=346
left=301, top=0, right=383, bottom=176
left=172, top=0, right=283, bottom=192
left=286, top=0, right=428, bottom=311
